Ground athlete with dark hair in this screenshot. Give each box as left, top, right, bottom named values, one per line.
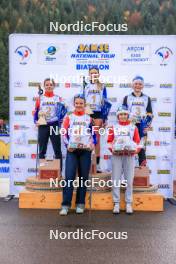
left=60, top=94, right=96, bottom=215
left=34, top=78, right=64, bottom=162
left=82, top=67, right=111, bottom=172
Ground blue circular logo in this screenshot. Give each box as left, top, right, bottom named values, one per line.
left=45, top=46, right=57, bottom=55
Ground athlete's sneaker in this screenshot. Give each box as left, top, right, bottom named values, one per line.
left=126, top=203, right=133, bottom=214
left=96, top=164, right=102, bottom=173
left=76, top=205, right=85, bottom=214
left=113, top=203, right=120, bottom=214
left=59, top=207, right=69, bottom=216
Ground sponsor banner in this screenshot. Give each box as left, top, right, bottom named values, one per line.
left=14, top=45, right=32, bottom=65
left=0, top=136, right=10, bottom=179
left=37, top=43, right=67, bottom=65
left=9, top=34, right=176, bottom=197
left=155, top=47, right=173, bottom=66
left=121, top=44, right=151, bottom=64
left=71, top=43, right=116, bottom=71
left=160, top=83, right=172, bottom=89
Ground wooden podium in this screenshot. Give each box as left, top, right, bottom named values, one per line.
left=19, top=164, right=163, bottom=212
left=133, top=167, right=150, bottom=187
left=19, top=190, right=163, bottom=211
left=39, top=159, right=60, bottom=179
left=19, top=160, right=164, bottom=211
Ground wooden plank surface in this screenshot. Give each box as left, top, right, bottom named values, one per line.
left=19, top=190, right=164, bottom=211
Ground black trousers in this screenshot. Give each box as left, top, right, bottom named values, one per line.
left=38, top=122, right=62, bottom=160
left=136, top=123, right=146, bottom=165
left=62, top=150, right=91, bottom=207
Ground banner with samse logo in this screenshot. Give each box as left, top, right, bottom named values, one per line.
left=9, top=34, right=176, bottom=197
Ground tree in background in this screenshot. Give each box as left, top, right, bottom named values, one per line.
left=0, top=0, right=176, bottom=119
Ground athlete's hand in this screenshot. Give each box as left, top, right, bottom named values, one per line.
left=102, top=121, right=107, bottom=128
left=144, top=127, right=150, bottom=133
left=89, top=143, right=95, bottom=151
left=129, top=150, right=136, bottom=155
left=68, top=148, right=74, bottom=152
left=107, top=143, right=113, bottom=153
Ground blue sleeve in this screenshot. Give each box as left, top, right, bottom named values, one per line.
left=101, top=87, right=112, bottom=121
left=89, top=123, right=97, bottom=145
left=146, top=96, right=153, bottom=114
left=103, top=86, right=107, bottom=100
left=56, top=102, right=67, bottom=126
left=92, top=133, right=97, bottom=145
left=123, top=96, right=128, bottom=108
left=33, top=107, right=39, bottom=124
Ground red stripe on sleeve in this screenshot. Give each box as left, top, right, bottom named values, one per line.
left=62, top=115, right=70, bottom=132
left=35, top=97, right=40, bottom=109
left=107, top=127, right=114, bottom=143
left=133, top=127, right=140, bottom=144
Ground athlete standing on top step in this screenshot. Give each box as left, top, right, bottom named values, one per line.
left=82, top=67, right=111, bottom=172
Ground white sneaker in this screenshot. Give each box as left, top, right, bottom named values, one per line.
left=96, top=164, right=102, bottom=173
left=126, top=203, right=133, bottom=214
left=76, top=206, right=84, bottom=214
left=60, top=207, right=69, bottom=216
left=113, top=203, right=120, bottom=214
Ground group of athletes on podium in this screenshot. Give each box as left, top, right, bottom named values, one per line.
left=34, top=67, right=153, bottom=215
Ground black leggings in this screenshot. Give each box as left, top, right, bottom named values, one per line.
left=38, top=122, right=62, bottom=160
